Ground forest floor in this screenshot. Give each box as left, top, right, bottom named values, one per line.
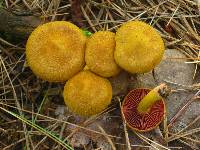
left=0, top=0, right=200, bottom=150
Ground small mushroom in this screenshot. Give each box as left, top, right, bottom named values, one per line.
left=85, top=31, right=121, bottom=77
left=122, top=84, right=170, bottom=132
left=114, top=21, right=164, bottom=73
left=26, top=21, right=86, bottom=82
left=63, top=71, right=112, bottom=116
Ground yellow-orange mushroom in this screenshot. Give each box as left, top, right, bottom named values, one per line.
left=26, top=21, right=86, bottom=82
left=63, top=71, right=112, bottom=116
left=115, top=21, right=165, bottom=74
left=85, top=31, right=121, bottom=77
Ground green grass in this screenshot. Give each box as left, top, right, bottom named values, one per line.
left=0, top=107, right=74, bottom=150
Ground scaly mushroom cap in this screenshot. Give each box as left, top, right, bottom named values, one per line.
left=63, top=71, right=112, bottom=116
left=85, top=31, right=121, bottom=77
left=115, top=21, right=165, bottom=73
left=122, top=89, right=165, bottom=132
left=26, top=21, right=86, bottom=82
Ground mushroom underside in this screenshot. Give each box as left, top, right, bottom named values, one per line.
left=122, top=89, right=165, bottom=131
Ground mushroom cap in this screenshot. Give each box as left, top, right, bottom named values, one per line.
left=115, top=21, right=165, bottom=73
left=26, top=21, right=86, bottom=82
left=85, top=31, right=121, bottom=77
left=122, top=88, right=165, bottom=132
left=63, top=71, right=112, bottom=116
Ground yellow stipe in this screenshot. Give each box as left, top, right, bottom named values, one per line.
left=137, top=90, right=162, bottom=113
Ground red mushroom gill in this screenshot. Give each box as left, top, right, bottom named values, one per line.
left=122, top=86, right=167, bottom=132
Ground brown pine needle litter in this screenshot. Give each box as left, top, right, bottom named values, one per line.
left=0, top=0, right=200, bottom=149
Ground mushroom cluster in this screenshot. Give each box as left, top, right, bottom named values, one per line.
left=26, top=20, right=166, bottom=130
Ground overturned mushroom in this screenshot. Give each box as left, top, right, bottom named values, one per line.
left=26, top=21, right=86, bottom=82
left=122, top=84, right=170, bottom=132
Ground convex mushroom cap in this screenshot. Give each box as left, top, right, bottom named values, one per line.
left=26, top=21, right=86, bottom=82
left=115, top=21, right=165, bottom=73
left=122, top=84, right=169, bottom=132
left=63, top=71, right=112, bottom=116
left=85, top=31, right=121, bottom=77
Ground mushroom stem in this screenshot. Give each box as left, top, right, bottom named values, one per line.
left=137, top=84, right=170, bottom=113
